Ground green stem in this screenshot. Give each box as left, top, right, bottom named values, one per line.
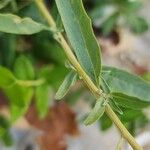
left=34, top=0, right=143, bottom=150
left=17, top=78, right=45, bottom=87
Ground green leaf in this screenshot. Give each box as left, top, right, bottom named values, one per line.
left=120, top=109, right=143, bottom=123
left=109, top=98, right=123, bottom=115
left=99, top=113, right=112, bottom=131
left=14, top=55, right=35, bottom=80
left=0, top=115, right=12, bottom=146
left=5, top=84, right=33, bottom=106
left=0, top=13, right=50, bottom=35
left=100, top=76, right=123, bottom=114
left=0, top=34, right=16, bottom=68
left=142, top=72, right=150, bottom=83
left=0, top=66, right=16, bottom=88
left=84, top=97, right=105, bottom=125
left=0, top=0, right=11, bottom=9
left=102, top=66, right=150, bottom=109
left=10, top=104, right=28, bottom=122
left=101, top=12, right=119, bottom=35
left=1, top=130, right=13, bottom=146
left=35, top=84, right=51, bottom=118
left=55, top=70, right=78, bottom=100
left=128, top=16, right=149, bottom=34
left=55, top=0, right=101, bottom=85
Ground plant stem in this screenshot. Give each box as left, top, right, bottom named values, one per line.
left=34, top=0, right=143, bottom=149
left=106, top=105, right=142, bottom=150
left=17, top=78, right=45, bottom=87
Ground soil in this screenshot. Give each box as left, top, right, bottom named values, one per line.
left=26, top=102, right=79, bottom=150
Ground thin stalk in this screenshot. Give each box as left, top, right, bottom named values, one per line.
left=17, top=78, right=45, bottom=87
left=34, top=0, right=143, bottom=149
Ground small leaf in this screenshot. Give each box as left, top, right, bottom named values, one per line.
left=1, top=34, right=17, bottom=68
left=112, top=93, right=149, bottom=109
left=84, top=97, right=105, bottom=126
left=55, top=71, right=78, bottom=100
left=100, top=76, right=110, bottom=94
left=120, top=109, right=143, bottom=123
left=10, top=104, right=28, bottom=122
left=99, top=113, right=112, bottom=131
left=1, top=130, right=13, bottom=146
left=102, top=66, right=150, bottom=109
left=5, top=84, right=33, bottom=106
left=101, top=12, right=119, bottom=35
left=14, top=55, right=35, bottom=80
left=0, top=13, right=51, bottom=35
left=39, top=65, right=68, bottom=89
left=0, top=0, right=11, bottom=9
left=0, top=116, right=12, bottom=146
left=109, top=98, right=123, bottom=115
left=55, top=0, right=101, bottom=85
left=0, top=66, right=16, bottom=88
left=128, top=16, right=149, bottom=34
left=35, top=84, right=51, bottom=118
left=9, top=85, right=33, bottom=121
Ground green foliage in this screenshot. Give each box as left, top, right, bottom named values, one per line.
left=99, top=113, right=112, bottom=131
left=0, top=34, right=16, bottom=67
left=0, top=0, right=149, bottom=147
left=14, top=55, right=35, bottom=80
left=89, top=0, right=149, bottom=35
left=142, top=72, right=150, bottom=82
left=0, top=66, right=16, bottom=88
left=102, top=66, right=150, bottom=109
left=35, top=84, right=51, bottom=119
left=127, top=16, right=149, bottom=34
left=120, top=109, right=143, bottom=123
left=101, top=12, right=119, bottom=36
left=55, top=0, right=101, bottom=85
left=0, top=116, right=13, bottom=146
left=10, top=104, right=29, bottom=122
left=109, top=98, right=123, bottom=115
left=5, top=84, right=33, bottom=107
left=0, top=13, right=50, bottom=35
left=40, top=65, right=68, bottom=89
left=0, top=0, right=11, bottom=9
left=55, top=70, right=78, bottom=100
left=84, top=97, right=105, bottom=125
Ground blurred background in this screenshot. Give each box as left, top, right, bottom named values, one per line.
left=0, top=0, right=150, bottom=149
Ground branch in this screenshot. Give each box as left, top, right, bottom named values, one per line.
left=34, top=0, right=143, bottom=149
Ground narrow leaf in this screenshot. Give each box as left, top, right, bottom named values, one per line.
left=101, top=12, right=119, bottom=35
left=55, top=0, right=101, bottom=85
left=0, top=66, right=16, bottom=88
left=128, top=16, right=149, bottom=34
left=35, top=84, right=51, bottom=118
left=0, top=13, right=50, bottom=35
left=55, top=71, right=78, bottom=100
left=102, top=66, right=150, bottom=109
left=109, top=98, right=123, bottom=115
left=14, top=55, right=35, bottom=80
left=84, top=97, right=105, bottom=126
